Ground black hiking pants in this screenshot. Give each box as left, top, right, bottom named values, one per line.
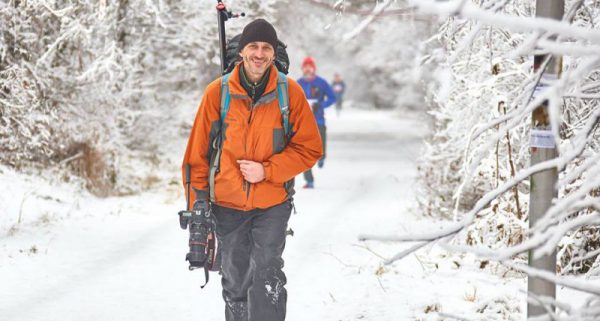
left=213, top=200, right=293, bottom=321
left=335, top=96, right=343, bottom=115
left=303, top=124, right=327, bottom=183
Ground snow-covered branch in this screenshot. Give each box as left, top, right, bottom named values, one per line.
left=363, top=1, right=600, bottom=317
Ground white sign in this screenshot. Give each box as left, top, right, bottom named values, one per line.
left=532, top=74, right=558, bottom=100
left=307, top=98, right=318, bottom=111
left=532, top=83, right=548, bottom=100
left=530, top=129, right=556, bottom=149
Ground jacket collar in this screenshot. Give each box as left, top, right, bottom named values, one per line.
left=228, top=63, right=279, bottom=98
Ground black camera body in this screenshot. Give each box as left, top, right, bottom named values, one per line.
left=178, top=203, right=219, bottom=272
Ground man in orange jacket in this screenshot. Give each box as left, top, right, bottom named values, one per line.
left=182, top=19, right=323, bottom=321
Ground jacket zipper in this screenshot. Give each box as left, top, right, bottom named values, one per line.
left=241, top=89, right=274, bottom=205
left=244, top=99, right=254, bottom=201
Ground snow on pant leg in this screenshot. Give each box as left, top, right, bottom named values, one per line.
left=213, top=205, right=253, bottom=321
left=318, top=124, right=327, bottom=160
left=247, top=201, right=292, bottom=321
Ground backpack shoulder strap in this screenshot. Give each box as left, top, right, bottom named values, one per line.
left=276, top=72, right=296, bottom=200
left=220, top=73, right=232, bottom=126
left=209, top=73, right=232, bottom=203
left=276, top=72, right=291, bottom=140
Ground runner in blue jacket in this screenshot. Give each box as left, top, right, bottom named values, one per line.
left=331, top=73, right=346, bottom=117
left=297, top=56, right=336, bottom=189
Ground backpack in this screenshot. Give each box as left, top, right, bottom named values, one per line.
left=207, top=71, right=294, bottom=203
left=223, top=33, right=290, bottom=75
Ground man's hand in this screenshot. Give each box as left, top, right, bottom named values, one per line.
left=237, top=160, right=265, bottom=183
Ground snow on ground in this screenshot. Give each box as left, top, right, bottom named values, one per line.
left=0, top=105, right=585, bottom=321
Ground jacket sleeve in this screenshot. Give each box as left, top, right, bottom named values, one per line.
left=262, top=79, right=324, bottom=184
left=181, top=79, right=221, bottom=208
left=320, top=78, right=337, bottom=109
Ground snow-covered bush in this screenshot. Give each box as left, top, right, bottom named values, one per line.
left=0, top=0, right=278, bottom=195
left=558, top=225, right=600, bottom=275
left=417, top=1, right=533, bottom=221
left=1, top=2, right=64, bottom=168
left=415, top=0, right=600, bottom=274
left=355, top=0, right=600, bottom=318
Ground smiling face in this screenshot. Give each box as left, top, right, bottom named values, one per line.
left=239, top=41, right=275, bottom=82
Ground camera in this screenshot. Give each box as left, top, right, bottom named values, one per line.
left=178, top=201, right=218, bottom=270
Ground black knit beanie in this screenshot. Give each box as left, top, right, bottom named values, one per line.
left=238, top=19, right=278, bottom=52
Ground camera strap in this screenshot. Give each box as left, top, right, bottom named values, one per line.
left=200, top=229, right=218, bottom=288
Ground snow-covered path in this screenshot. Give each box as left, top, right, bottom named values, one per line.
left=2, top=108, right=522, bottom=320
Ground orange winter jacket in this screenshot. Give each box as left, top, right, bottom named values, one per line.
left=182, top=63, right=323, bottom=211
